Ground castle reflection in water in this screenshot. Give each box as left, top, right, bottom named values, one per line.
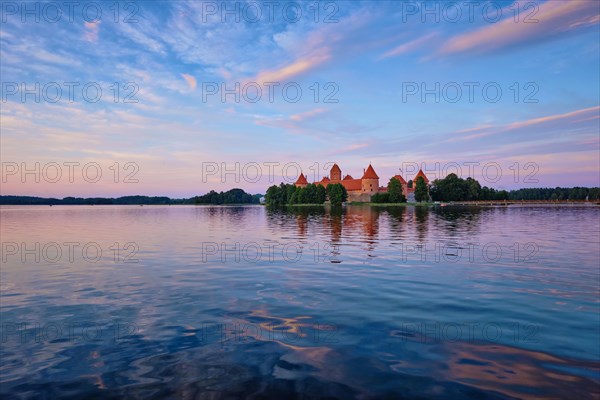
left=266, top=204, right=487, bottom=261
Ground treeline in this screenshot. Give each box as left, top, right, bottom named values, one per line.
left=191, top=189, right=261, bottom=204
left=0, top=189, right=262, bottom=205
left=371, top=177, right=409, bottom=203
left=0, top=195, right=176, bottom=205
left=430, top=174, right=508, bottom=202
left=430, top=174, right=600, bottom=202
left=265, top=183, right=347, bottom=206
left=508, top=187, right=600, bottom=201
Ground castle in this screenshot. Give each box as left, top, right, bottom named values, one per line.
left=295, top=163, right=429, bottom=202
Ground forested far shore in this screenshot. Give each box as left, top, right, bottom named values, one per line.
left=506, top=187, right=600, bottom=201
left=429, top=174, right=600, bottom=202
left=0, top=189, right=262, bottom=205
left=2, top=183, right=599, bottom=206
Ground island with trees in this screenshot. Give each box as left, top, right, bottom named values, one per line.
left=265, top=183, right=348, bottom=207
left=264, top=173, right=599, bottom=207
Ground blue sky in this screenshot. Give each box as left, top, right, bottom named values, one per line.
left=1, top=0, right=599, bottom=197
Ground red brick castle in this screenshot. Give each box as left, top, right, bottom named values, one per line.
left=295, top=163, right=429, bottom=202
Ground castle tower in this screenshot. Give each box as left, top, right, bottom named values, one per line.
left=414, top=169, right=429, bottom=185
left=361, top=164, right=380, bottom=194
left=330, top=163, right=342, bottom=181
left=295, top=172, right=308, bottom=188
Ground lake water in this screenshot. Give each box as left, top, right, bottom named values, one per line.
left=1, top=205, right=599, bottom=399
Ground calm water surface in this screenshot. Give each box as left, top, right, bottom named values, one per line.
left=1, top=205, right=599, bottom=399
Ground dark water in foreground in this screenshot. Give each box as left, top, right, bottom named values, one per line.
left=1, top=205, right=599, bottom=399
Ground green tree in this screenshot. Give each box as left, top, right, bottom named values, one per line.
left=316, top=184, right=327, bottom=204
left=251, top=194, right=262, bottom=204
left=371, top=192, right=390, bottom=203
left=286, top=184, right=297, bottom=203
left=414, top=176, right=428, bottom=202
left=465, top=177, right=481, bottom=201
left=387, top=177, right=406, bottom=203
left=340, top=184, right=348, bottom=203
left=298, top=186, right=308, bottom=204
left=278, top=183, right=290, bottom=204
left=327, top=183, right=348, bottom=207
left=265, top=185, right=281, bottom=206
left=479, top=186, right=491, bottom=200
left=429, top=173, right=466, bottom=201
left=305, top=184, right=318, bottom=204
left=289, top=187, right=300, bottom=204
left=193, top=188, right=258, bottom=205
left=496, top=190, right=509, bottom=200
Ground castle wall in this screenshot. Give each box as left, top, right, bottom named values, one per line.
left=347, top=191, right=373, bottom=202
left=361, top=178, right=379, bottom=194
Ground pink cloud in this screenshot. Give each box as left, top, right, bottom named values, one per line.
left=455, top=124, right=494, bottom=134
left=379, top=33, right=438, bottom=60
left=449, top=106, right=600, bottom=142
left=249, top=7, right=376, bottom=84
left=255, top=108, right=329, bottom=132
left=325, top=143, right=371, bottom=157
left=253, top=50, right=331, bottom=85
left=290, top=108, right=327, bottom=122
left=439, top=1, right=598, bottom=55
left=180, top=73, right=197, bottom=90
left=83, top=21, right=100, bottom=43
left=504, top=106, right=600, bottom=130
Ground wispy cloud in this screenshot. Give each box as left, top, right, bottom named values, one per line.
left=505, top=106, right=600, bottom=130
left=379, top=33, right=438, bottom=60
left=253, top=106, right=381, bottom=141
left=448, top=106, right=600, bottom=141
left=455, top=125, right=494, bottom=134
left=325, top=142, right=371, bottom=157
left=439, top=1, right=599, bottom=55
left=181, top=73, right=197, bottom=90
left=254, top=51, right=331, bottom=84
left=250, top=6, right=377, bottom=83
left=83, top=21, right=100, bottom=43
left=290, top=108, right=327, bottom=122
left=254, top=108, right=330, bottom=132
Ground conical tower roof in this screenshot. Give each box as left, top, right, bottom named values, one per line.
left=295, top=173, right=308, bottom=185
left=361, top=164, right=379, bottom=179
left=414, top=169, right=429, bottom=183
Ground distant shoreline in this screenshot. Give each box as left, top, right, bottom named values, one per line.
left=5, top=202, right=597, bottom=207
left=1, top=204, right=598, bottom=210
left=0, top=192, right=262, bottom=206
left=2, top=195, right=598, bottom=207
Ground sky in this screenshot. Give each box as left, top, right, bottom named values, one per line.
left=1, top=0, right=599, bottom=197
